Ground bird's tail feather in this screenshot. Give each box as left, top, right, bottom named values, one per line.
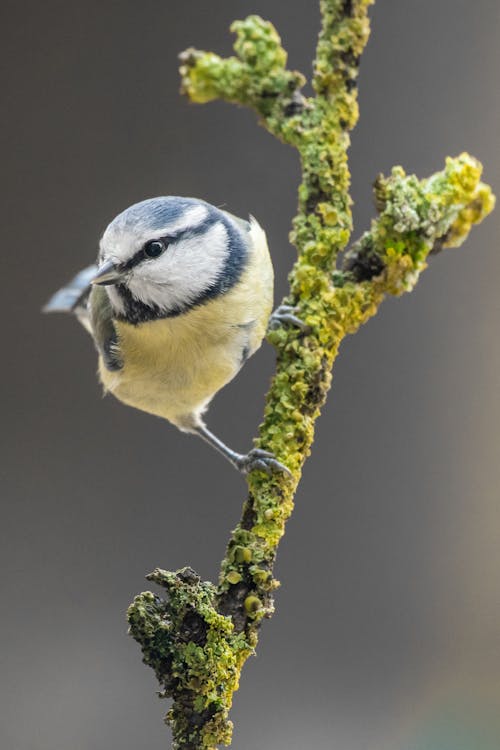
left=43, top=265, right=97, bottom=315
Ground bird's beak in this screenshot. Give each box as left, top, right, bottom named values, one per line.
left=90, top=260, right=124, bottom=286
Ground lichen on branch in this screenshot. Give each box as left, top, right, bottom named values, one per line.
left=343, top=154, right=495, bottom=295
left=128, top=3, right=495, bottom=749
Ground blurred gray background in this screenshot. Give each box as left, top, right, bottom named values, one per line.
left=1, top=1, right=499, bottom=749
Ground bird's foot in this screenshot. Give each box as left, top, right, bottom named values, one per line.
left=268, top=304, right=309, bottom=332
left=233, top=448, right=291, bottom=476
left=193, top=424, right=291, bottom=477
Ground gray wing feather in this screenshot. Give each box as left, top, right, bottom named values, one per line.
left=89, top=286, right=123, bottom=371
left=44, top=266, right=123, bottom=372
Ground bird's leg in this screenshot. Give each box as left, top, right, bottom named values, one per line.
left=193, top=423, right=290, bottom=476
left=268, top=304, right=309, bottom=332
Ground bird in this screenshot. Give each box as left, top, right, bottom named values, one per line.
left=44, top=196, right=300, bottom=475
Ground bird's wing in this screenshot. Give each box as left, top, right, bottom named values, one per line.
left=88, top=286, right=123, bottom=372
left=44, top=264, right=122, bottom=371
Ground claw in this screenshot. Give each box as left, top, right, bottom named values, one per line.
left=235, top=448, right=292, bottom=476
left=268, top=304, right=310, bottom=332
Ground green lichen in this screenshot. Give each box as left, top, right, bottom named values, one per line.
left=128, top=567, right=252, bottom=749
left=129, top=3, right=494, bottom=749
left=179, top=16, right=306, bottom=142
left=344, top=153, right=495, bottom=296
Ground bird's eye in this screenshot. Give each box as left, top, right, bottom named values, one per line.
left=143, top=239, right=167, bottom=259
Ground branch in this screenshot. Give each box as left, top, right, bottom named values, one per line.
left=128, top=4, right=495, bottom=749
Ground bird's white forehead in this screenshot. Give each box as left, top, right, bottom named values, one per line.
left=100, top=203, right=209, bottom=262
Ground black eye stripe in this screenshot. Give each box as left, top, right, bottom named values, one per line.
left=118, top=214, right=232, bottom=274
left=121, top=235, right=173, bottom=271
left=119, top=220, right=213, bottom=273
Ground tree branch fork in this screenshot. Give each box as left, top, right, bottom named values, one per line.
left=127, top=4, right=494, bottom=749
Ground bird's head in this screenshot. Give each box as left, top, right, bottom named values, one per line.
left=92, top=196, right=250, bottom=323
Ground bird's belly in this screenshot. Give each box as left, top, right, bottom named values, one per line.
left=99, top=315, right=247, bottom=427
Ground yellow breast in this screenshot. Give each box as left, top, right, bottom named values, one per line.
left=98, top=219, right=273, bottom=429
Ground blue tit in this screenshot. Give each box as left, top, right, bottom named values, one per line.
left=45, top=196, right=293, bottom=475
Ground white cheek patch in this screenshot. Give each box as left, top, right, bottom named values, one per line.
left=126, top=221, right=230, bottom=312
left=106, top=286, right=126, bottom=315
